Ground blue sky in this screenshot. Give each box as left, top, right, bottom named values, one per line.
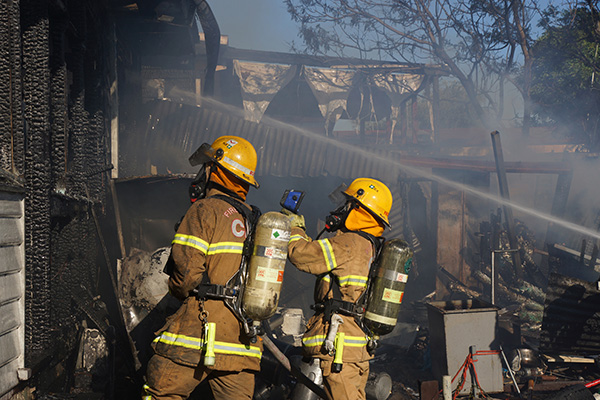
left=208, top=0, right=561, bottom=54
left=208, top=0, right=299, bottom=52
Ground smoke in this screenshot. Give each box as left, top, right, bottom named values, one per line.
left=144, top=83, right=600, bottom=249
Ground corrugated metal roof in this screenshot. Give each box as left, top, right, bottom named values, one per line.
left=141, top=99, right=405, bottom=182
left=135, top=99, right=411, bottom=238
left=540, top=273, right=600, bottom=355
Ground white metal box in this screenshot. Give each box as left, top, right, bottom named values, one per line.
left=427, top=299, right=503, bottom=395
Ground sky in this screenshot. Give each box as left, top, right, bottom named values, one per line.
left=208, top=0, right=299, bottom=53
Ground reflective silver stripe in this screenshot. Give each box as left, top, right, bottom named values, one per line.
left=318, top=239, right=337, bottom=271
left=153, top=332, right=203, bottom=350
left=173, top=235, right=243, bottom=256
left=214, top=341, right=262, bottom=358
left=343, top=336, right=368, bottom=347
left=321, top=274, right=331, bottom=283
left=223, top=156, right=255, bottom=177
left=172, top=234, right=209, bottom=254
left=302, top=334, right=367, bottom=347
left=153, top=332, right=262, bottom=358
left=302, top=334, right=327, bottom=347
left=338, top=275, right=368, bottom=287
left=207, top=242, right=243, bottom=255
left=289, top=234, right=308, bottom=243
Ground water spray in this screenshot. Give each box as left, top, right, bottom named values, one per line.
left=171, top=92, right=600, bottom=242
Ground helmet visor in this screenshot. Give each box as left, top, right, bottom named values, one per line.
left=189, top=143, right=220, bottom=166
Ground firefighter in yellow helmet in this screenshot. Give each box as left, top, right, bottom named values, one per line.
left=143, top=136, right=262, bottom=400
left=285, top=178, right=393, bottom=400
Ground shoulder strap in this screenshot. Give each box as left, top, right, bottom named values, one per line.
left=209, top=194, right=261, bottom=232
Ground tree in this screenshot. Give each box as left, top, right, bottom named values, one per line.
left=285, top=0, right=542, bottom=133
left=530, top=5, right=600, bottom=149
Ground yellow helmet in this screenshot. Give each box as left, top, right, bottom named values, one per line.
left=189, top=135, right=259, bottom=188
left=343, top=178, right=392, bottom=227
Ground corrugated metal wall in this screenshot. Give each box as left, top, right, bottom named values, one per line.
left=123, top=99, right=402, bottom=183
left=0, top=188, right=25, bottom=398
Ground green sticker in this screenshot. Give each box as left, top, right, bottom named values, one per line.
left=404, top=258, right=412, bottom=273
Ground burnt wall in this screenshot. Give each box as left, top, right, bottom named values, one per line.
left=0, top=0, right=112, bottom=372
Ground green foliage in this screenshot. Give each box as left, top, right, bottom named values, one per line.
left=531, top=7, right=600, bottom=149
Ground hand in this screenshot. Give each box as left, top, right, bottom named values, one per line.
left=281, top=208, right=306, bottom=230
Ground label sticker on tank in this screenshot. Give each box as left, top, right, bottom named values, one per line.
left=270, top=229, right=290, bottom=241
left=379, top=270, right=408, bottom=283
left=255, top=245, right=286, bottom=260
left=256, top=266, right=284, bottom=283
left=382, top=288, right=404, bottom=304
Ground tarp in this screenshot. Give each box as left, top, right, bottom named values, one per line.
left=303, top=66, right=356, bottom=135
left=233, top=60, right=297, bottom=123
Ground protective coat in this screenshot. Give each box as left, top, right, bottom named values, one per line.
left=152, top=188, right=262, bottom=372
left=287, top=227, right=375, bottom=363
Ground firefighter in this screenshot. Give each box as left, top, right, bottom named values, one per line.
left=285, top=178, right=393, bottom=400
left=143, top=136, right=262, bottom=400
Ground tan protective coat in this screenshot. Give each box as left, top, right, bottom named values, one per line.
left=152, top=188, right=263, bottom=372
left=287, top=227, right=375, bottom=364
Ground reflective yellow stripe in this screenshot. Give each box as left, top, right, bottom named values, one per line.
left=318, top=238, right=337, bottom=271
left=342, top=335, right=369, bottom=347
left=302, top=334, right=327, bottom=347
left=173, top=235, right=243, bottom=256
left=173, top=234, right=209, bottom=254
left=214, top=341, right=262, bottom=359
left=321, top=274, right=331, bottom=283
left=206, top=242, right=243, bottom=255
left=302, top=334, right=367, bottom=348
left=153, top=331, right=203, bottom=350
left=142, top=384, right=152, bottom=400
left=153, top=332, right=262, bottom=359
left=338, top=274, right=368, bottom=287
left=289, top=234, right=308, bottom=243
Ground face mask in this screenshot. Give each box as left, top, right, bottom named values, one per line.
left=210, top=165, right=249, bottom=200
left=324, top=202, right=354, bottom=232
left=345, top=206, right=385, bottom=237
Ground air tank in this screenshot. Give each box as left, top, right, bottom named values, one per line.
left=364, top=239, right=413, bottom=335
left=242, top=211, right=291, bottom=321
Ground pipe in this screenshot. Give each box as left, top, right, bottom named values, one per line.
left=192, top=0, right=220, bottom=96
left=500, top=345, right=522, bottom=398
left=261, top=335, right=327, bottom=399
left=585, top=379, right=600, bottom=389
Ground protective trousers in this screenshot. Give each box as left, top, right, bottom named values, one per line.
left=143, top=354, right=255, bottom=400
left=320, top=359, right=370, bottom=400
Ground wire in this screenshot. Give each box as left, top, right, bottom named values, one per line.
left=450, top=350, right=501, bottom=400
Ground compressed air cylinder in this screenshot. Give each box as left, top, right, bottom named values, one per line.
left=242, top=211, right=291, bottom=321
left=364, top=239, right=413, bottom=335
